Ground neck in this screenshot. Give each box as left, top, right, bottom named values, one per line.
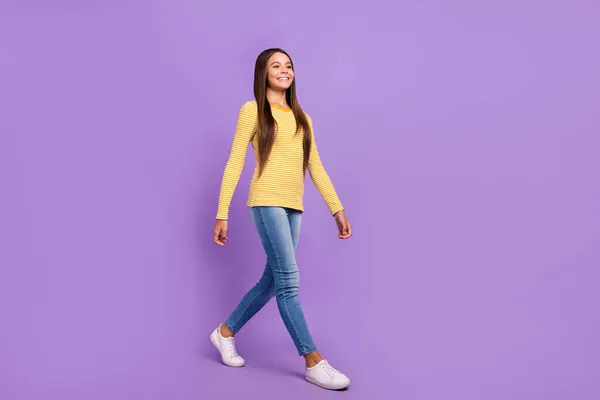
left=266, top=88, right=288, bottom=107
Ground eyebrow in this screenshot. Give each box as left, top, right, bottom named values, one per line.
left=270, top=61, right=292, bottom=66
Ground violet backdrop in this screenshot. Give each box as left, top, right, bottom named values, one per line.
left=1, top=1, right=598, bottom=399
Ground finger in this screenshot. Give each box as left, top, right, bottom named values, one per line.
left=339, top=222, right=351, bottom=239
left=214, top=230, right=225, bottom=245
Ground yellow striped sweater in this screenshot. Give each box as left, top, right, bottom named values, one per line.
left=216, top=100, right=344, bottom=220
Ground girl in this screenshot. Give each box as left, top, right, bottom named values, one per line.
left=210, top=48, right=352, bottom=390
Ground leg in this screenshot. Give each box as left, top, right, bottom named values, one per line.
left=224, top=263, right=275, bottom=334
left=284, top=211, right=351, bottom=390
left=286, top=209, right=324, bottom=367
left=250, top=206, right=317, bottom=356
left=210, top=240, right=276, bottom=368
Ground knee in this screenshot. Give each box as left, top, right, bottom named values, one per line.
left=275, top=267, right=299, bottom=300
left=256, top=274, right=276, bottom=297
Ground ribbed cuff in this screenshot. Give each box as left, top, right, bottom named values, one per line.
left=330, top=204, right=344, bottom=216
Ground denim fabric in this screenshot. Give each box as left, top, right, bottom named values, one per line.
left=225, top=206, right=316, bottom=356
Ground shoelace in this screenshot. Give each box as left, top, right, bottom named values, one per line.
left=321, top=361, right=341, bottom=378
left=226, top=338, right=239, bottom=358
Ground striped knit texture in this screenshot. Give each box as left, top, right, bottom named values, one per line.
left=216, top=100, right=344, bottom=220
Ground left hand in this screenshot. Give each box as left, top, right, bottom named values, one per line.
left=334, top=210, right=352, bottom=239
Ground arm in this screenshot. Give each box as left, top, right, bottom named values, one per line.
left=216, top=101, right=257, bottom=220
left=306, top=115, right=344, bottom=216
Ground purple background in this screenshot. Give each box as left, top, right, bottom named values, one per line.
left=1, top=1, right=599, bottom=399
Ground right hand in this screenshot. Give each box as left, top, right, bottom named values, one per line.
left=213, top=219, right=228, bottom=246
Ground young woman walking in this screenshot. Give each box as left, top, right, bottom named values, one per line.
left=210, top=48, right=352, bottom=390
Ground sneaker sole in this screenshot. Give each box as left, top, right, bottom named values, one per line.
left=305, top=375, right=351, bottom=390
left=210, top=329, right=245, bottom=368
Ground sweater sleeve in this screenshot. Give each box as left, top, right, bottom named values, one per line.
left=216, top=101, right=257, bottom=220
left=306, top=115, right=344, bottom=216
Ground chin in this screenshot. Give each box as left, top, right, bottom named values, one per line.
left=270, top=80, right=293, bottom=91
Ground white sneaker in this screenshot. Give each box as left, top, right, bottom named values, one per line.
left=210, top=324, right=245, bottom=367
left=305, top=360, right=351, bottom=390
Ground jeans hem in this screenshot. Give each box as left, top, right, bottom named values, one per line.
left=299, top=346, right=318, bottom=356
left=224, top=320, right=238, bottom=334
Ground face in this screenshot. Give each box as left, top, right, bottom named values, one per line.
left=266, top=52, right=294, bottom=91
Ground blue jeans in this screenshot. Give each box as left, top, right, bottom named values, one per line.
left=225, top=206, right=317, bottom=356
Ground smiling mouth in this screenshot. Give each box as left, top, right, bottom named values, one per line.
left=277, top=77, right=290, bottom=82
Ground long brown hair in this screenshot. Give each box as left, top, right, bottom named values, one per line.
left=252, top=48, right=312, bottom=178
